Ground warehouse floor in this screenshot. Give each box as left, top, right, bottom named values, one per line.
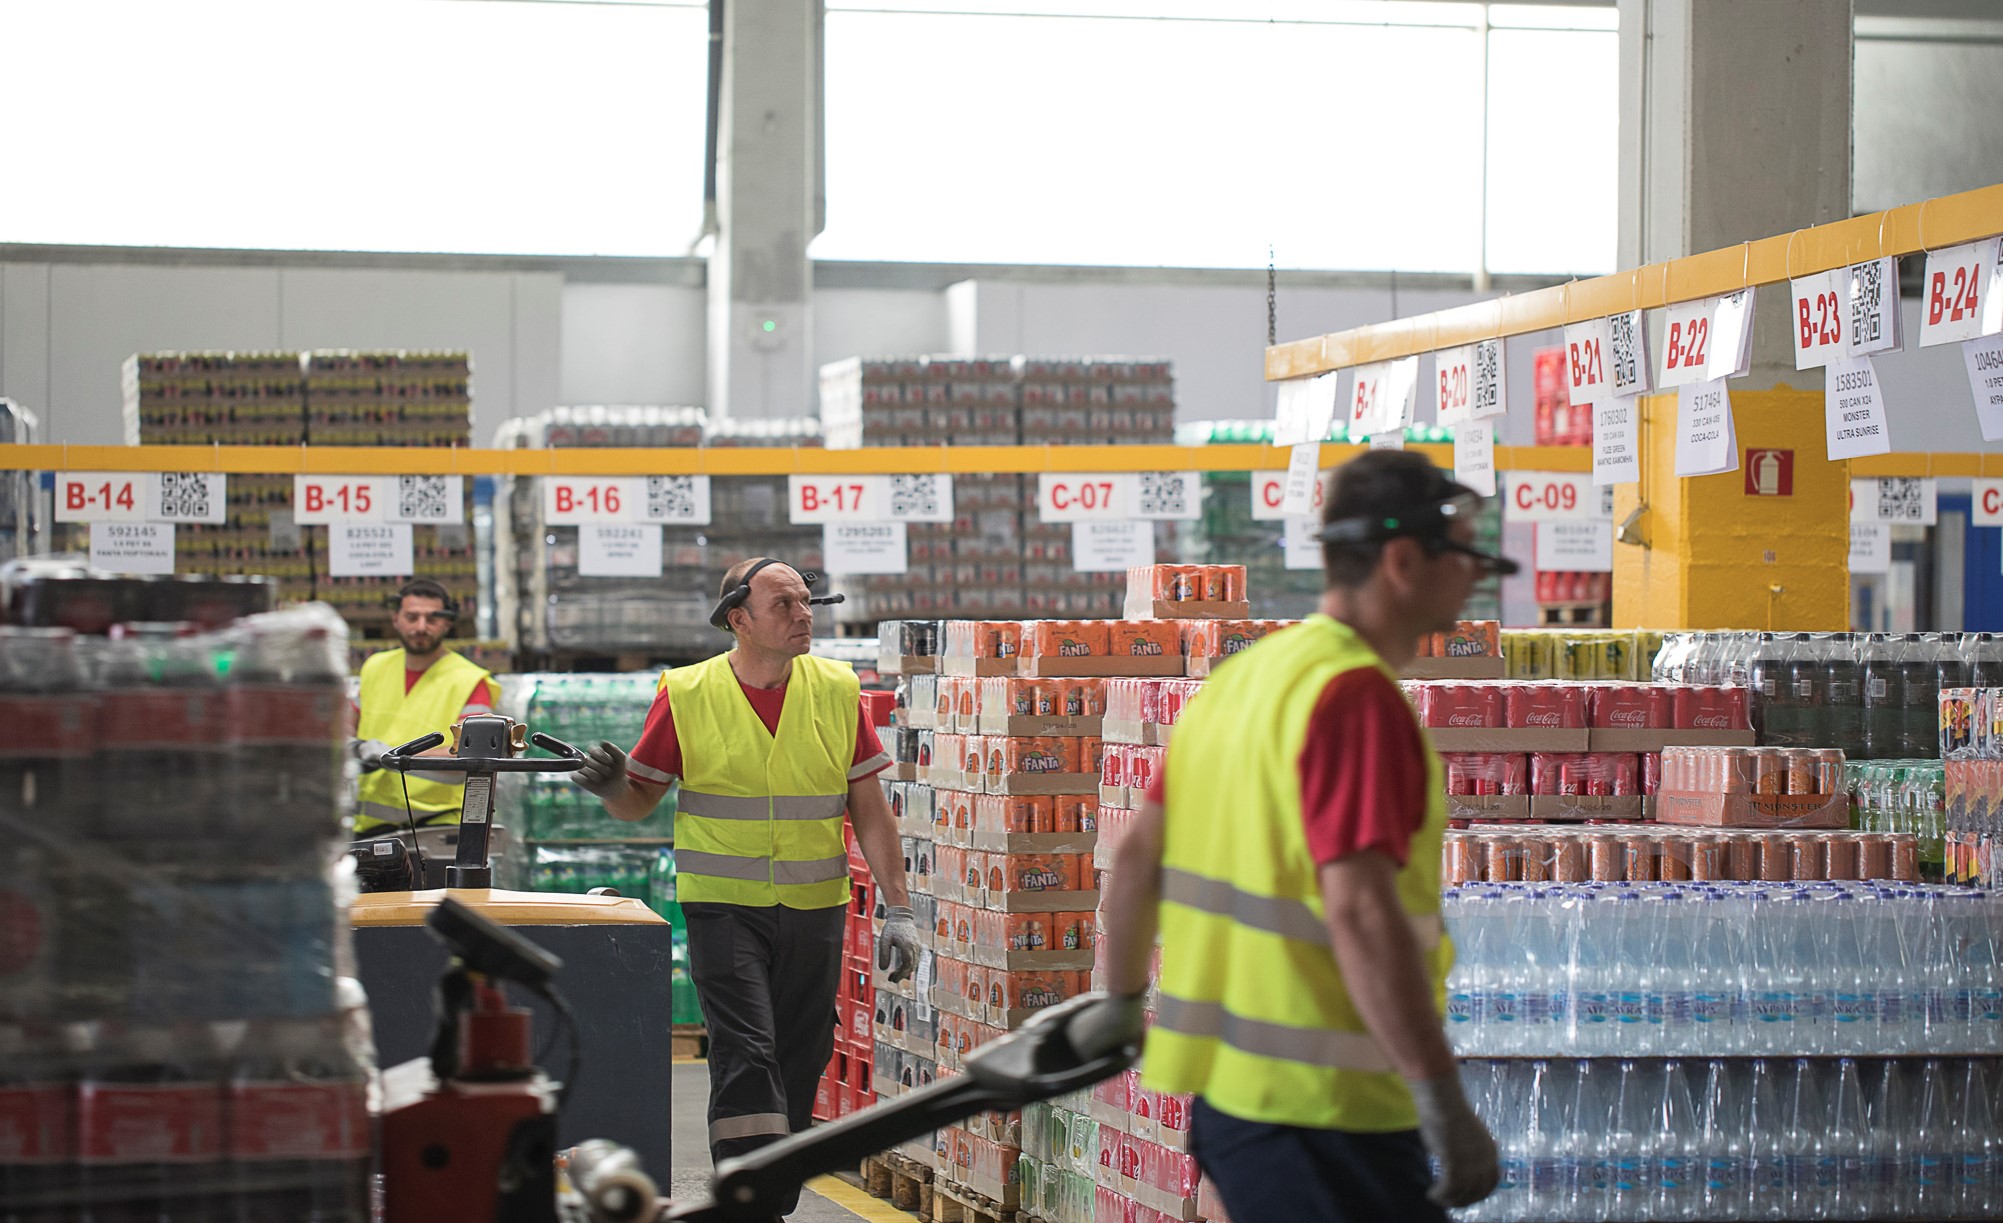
left=671, top=1061, right=897, bottom=1221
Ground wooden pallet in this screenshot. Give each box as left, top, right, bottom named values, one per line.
left=861, top=1150, right=935, bottom=1217
left=671, top=1024, right=708, bottom=1060
left=933, top=1180, right=1016, bottom=1223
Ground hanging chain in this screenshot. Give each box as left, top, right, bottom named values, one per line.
left=1266, top=245, right=1277, bottom=347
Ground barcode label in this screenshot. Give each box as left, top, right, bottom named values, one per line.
left=396, top=475, right=453, bottom=522
left=155, top=472, right=215, bottom=522
left=1607, top=310, right=1649, bottom=397
left=890, top=475, right=943, bottom=520
left=1471, top=339, right=1505, bottom=419
left=1136, top=471, right=1196, bottom=520
left=645, top=475, right=709, bottom=523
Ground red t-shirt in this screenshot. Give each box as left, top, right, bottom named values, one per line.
left=1147, top=667, right=1428, bottom=867
left=626, top=676, right=890, bottom=788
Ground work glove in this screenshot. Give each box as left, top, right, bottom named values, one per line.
left=573, top=741, right=630, bottom=798
left=1062, top=992, right=1148, bottom=1062
left=351, top=739, right=388, bottom=773
left=1410, top=1069, right=1500, bottom=1209
left=877, top=905, right=923, bottom=984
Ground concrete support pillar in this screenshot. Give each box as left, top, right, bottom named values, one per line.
left=1612, top=0, right=1855, bottom=628
left=707, top=0, right=822, bottom=421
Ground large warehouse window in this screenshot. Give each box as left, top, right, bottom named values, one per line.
left=818, top=1, right=1617, bottom=275
left=5, top=0, right=708, bottom=256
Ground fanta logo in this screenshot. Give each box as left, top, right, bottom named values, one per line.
left=1128, top=640, right=1163, bottom=656
left=1059, top=641, right=1091, bottom=657
left=1017, top=868, right=1064, bottom=891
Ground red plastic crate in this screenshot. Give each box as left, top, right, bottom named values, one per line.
left=813, top=1074, right=836, bottom=1123
left=845, top=997, right=872, bottom=1047
left=845, top=1081, right=872, bottom=1116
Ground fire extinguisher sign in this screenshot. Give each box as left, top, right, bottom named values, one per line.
left=1744, top=449, right=1794, bottom=497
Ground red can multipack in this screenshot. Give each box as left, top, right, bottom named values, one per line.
left=1672, top=685, right=1752, bottom=731
left=1531, top=751, right=1640, bottom=796
left=1507, top=683, right=1589, bottom=729
left=1444, top=752, right=1530, bottom=796
left=1418, top=682, right=1507, bottom=729
left=1589, top=683, right=1673, bottom=729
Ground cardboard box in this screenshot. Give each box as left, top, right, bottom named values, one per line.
left=1122, top=596, right=1253, bottom=621
left=1529, top=794, right=1647, bottom=821
left=1016, top=655, right=1186, bottom=679
left=1655, top=790, right=1849, bottom=829
left=942, top=656, right=1020, bottom=677
left=1445, top=794, right=1533, bottom=822
left=883, top=656, right=937, bottom=676
left=1100, top=783, right=1132, bottom=810
left=1426, top=727, right=1591, bottom=753
left=1099, top=717, right=1173, bottom=746
left=1588, top=727, right=1758, bottom=753
left=986, top=771, right=1100, bottom=797
left=885, top=762, right=918, bottom=782
left=976, top=711, right=1103, bottom=737
left=1401, top=656, right=1508, bottom=680
left=969, top=829, right=1097, bottom=855
left=969, top=946, right=1096, bottom=972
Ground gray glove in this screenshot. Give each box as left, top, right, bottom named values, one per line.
left=1063, top=992, right=1147, bottom=1062
left=1410, top=1070, right=1500, bottom=1209
left=351, top=739, right=388, bottom=773
left=573, top=741, right=630, bottom=798
left=877, top=905, right=923, bottom=984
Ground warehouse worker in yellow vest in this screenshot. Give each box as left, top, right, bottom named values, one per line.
left=573, top=558, right=919, bottom=1217
left=352, top=579, right=497, bottom=835
left=1087, top=452, right=1517, bottom=1222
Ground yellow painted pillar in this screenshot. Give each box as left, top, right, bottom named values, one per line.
left=1612, top=386, right=1848, bottom=631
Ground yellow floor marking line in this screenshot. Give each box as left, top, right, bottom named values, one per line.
left=805, top=1172, right=914, bottom=1221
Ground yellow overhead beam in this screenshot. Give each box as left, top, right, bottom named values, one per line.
left=0, top=442, right=1597, bottom=476
left=1267, top=181, right=2003, bottom=379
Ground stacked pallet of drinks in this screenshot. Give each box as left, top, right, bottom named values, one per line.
left=0, top=399, right=41, bottom=563
left=492, top=407, right=823, bottom=661
left=119, top=349, right=478, bottom=638
left=819, top=357, right=1178, bottom=626
left=0, top=591, right=375, bottom=1220
left=1942, top=686, right=2003, bottom=885
left=1176, top=419, right=1501, bottom=623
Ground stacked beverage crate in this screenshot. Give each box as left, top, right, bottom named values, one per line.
left=818, top=357, right=1178, bottom=626
left=0, top=399, right=41, bottom=564
left=493, top=408, right=823, bottom=660
left=119, top=350, right=479, bottom=642
left=0, top=590, right=375, bottom=1220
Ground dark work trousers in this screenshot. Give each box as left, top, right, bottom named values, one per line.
left=683, top=900, right=845, bottom=1214
left=1190, top=1098, right=1449, bottom=1223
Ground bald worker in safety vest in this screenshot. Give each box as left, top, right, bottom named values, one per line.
left=351, top=578, right=495, bottom=835
left=1088, top=452, right=1516, bottom=1222
left=573, top=558, right=918, bottom=1220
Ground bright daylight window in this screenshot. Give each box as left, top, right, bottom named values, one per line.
left=819, top=1, right=1617, bottom=275
left=4, top=0, right=708, bottom=256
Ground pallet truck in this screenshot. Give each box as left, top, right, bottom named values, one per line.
left=382, top=897, right=1140, bottom=1223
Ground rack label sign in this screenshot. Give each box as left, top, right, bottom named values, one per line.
left=787, top=475, right=953, bottom=524
left=295, top=475, right=468, bottom=524
left=1791, top=269, right=1847, bottom=369
left=822, top=522, right=909, bottom=575
left=579, top=523, right=662, bottom=577
left=1071, top=520, right=1153, bottom=572
left=1036, top=473, right=1199, bottom=522
left=1849, top=477, right=1937, bottom=525
left=542, top=476, right=711, bottom=525
left=1825, top=356, right=1892, bottom=460
left=57, top=472, right=226, bottom=524
left=327, top=523, right=413, bottom=577
left=1564, top=318, right=1611, bottom=406
left=88, top=522, right=175, bottom=574
left=1251, top=468, right=1325, bottom=520
left=1535, top=521, right=1614, bottom=573
left=1964, top=334, right=2003, bottom=442
left=1920, top=238, right=2000, bottom=347
left=1435, top=340, right=1506, bottom=426
left=1504, top=472, right=1601, bottom=523
left=1972, top=478, right=2003, bottom=527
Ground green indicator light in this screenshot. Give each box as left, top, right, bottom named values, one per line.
left=762, top=319, right=777, bottom=333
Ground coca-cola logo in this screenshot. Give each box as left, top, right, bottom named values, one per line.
left=1691, top=713, right=1727, bottom=728
left=1446, top=713, right=1486, bottom=727
left=1608, top=710, right=1645, bottom=727
left=1525, top=712, right=1561, bottom=726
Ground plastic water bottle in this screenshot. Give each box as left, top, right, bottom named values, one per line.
left=1829, top=1058, right=1871, bottom=1222
left=1605, top=1060, right=1653, bottom=1221
left=1902, top=633, right=1943, bottom=758
left=1744, top=1058, right=1787, bottom=1220
left=1783, top=1058, right=1838, bottom=1217
left=1698, top=1058, right=1746, bottom=1222
left=1648, top=1060, right=1699, bottom=1221
left=1868, top=1059, right=1911, bottom=1217
left=1568, top=1060, right=1613, bottom=1218
left=1949, top=1058, right=1995, bottom=1220
left=1521, top=1059, right=1570, bottom=1219
left=1862, top=634, right=1905, bottom=759
left=1911, top=1058, right=1953, bottom=1216
left=1822, top=632, right=1867, bottom=760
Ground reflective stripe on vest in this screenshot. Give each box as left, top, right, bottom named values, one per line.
left=675, top=792, right=848, bottom=822
left=664, top=653, right=857, bottom=909
left=1141, top=614, right=1452, bottom=1132
left=1160, top=867, right=1443, bottom=952
left=354, top=649, right=494, bottom=832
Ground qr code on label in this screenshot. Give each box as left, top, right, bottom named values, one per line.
left=397, top=475, right=452, bottom=521
left=1876, top=477, right=1925, bottom=522
left=646, top=476, right=699, bottom=521
left=1472, top=340, right=1501, bottom=417
left=1850, top=260, right=1885, bottom=345
left=1607, top=311, right=1641, bottom=392
left=1138, top=472, right=1189, bottom=518
left=155, top=472, right=211, bottom=520
left=889, top=475, right=942, bottom=520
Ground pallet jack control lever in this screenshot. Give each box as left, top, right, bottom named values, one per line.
left=372, top=714, right=587, bottom=888
left=666, top=992, right=1141, bottom=1222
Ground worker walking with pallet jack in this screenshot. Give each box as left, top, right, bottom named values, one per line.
left=574, top=557, right=922, bottom=1219
left=1088, top=453, right=1511, bottom=1223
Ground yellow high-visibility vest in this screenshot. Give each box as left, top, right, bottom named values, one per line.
left=355, top=649, right=493, bottom=833
left=1140, top=614, right=1451, bottom=1131
left=664, top=652, right=868, bottom=908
